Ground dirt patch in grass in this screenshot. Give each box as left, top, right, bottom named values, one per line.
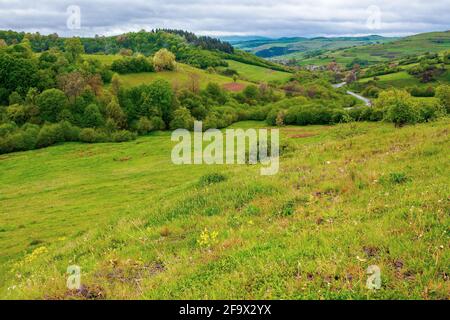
left=223, top=82, right=246, bottom=92
left=96, top=259, right=166, bottom=286
left=113, top=156, right=132, bottom=162
left=46, top=285, right=106, bottom=300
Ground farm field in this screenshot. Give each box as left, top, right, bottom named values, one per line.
left=1, top=120, right=449, bottom=299
left=224, top=60, right=292, bottom=84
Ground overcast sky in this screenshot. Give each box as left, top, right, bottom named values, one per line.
left=0, top=0, right=449, bottom=38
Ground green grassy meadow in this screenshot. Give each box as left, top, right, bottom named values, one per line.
left=1, top=120, right=449, bottom=299
left=298, top=31, right=450, bottom=67
left=358, top=68, right=450, bottom=89
left=83, top=54, right=122, bottom=66
left=84, top=54, right=284, bottom=90
left=224, top=60, right=293, bottom=84
left=116, top=63, right=253, bottom=90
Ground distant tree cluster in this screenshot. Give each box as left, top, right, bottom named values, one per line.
left=157, top=29, right=235, bottom=54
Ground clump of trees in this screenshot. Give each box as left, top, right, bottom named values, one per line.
left=407, top=53, right=446, bottom=83
left=153, top=49, right=176, bottom=72
left=375, top=89, right=445, bottom=126
left=111, top=55, right=154, bottom=74
left=1, top=33, right=448, bottom=156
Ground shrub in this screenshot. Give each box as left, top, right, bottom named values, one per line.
left=169, top=107, right=195, bottom=130
left=409, top=86, right=435, bottom=98
left=278, top=200, right=296, bottom=217
left=79, top=128, right=98, bottom=143
left=8, top=91, right=23, bottom=105
left=221, top=68, right=239, bottom=77
left=153, top=49, right=176, bottom=72
left=36, top=123, right=64, bottom=148
left=377, top=90, right=418, bottom=127
left=198, top=173, right=227, bottom=187
left=111, top=130, right=136, bottom=143
left=150, top=116, right=166, bottom=131
left=435, top=85, right=450, bottom=113
left=381, top=172, right=411, bottom=185
left=415, top=99, right=446, bottom=122
left=135, top=117, right=153, bottom=135
left=59, top=121, right=80, bottom=141
left=83, top=104, right=104, bottom=128
left=111, top=55, right=154, bottom=74
left=0, top=122, right=18, bottom=137
left=36, top=89, right=67, bottom=123
left=6, top=104, right=27, bottom=125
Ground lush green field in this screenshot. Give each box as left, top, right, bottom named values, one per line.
left=224, top=60, right=292, bottom=84
left=83, top=54, right=122, bottom=65
left=84, top=54, right=267, bottom=90
left=1, top=120, right=449, bottom=299
left=299, top=31, right=450, bottom=67
left=358, top=69, right=450, bottom=89
left=117, top=63, right=253, bottom=90
left=233, top=36, right=397, bottom=60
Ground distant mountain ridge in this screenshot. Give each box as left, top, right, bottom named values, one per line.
left=227, top=35, right=399, bottom=59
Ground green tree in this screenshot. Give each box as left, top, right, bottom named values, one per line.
left=83, top=104, right=104, bottom=128
left=135, top=116, right=153, bottom=134
left=6, top=104, right=27, bottom=125
left=377, top=89, right=418, bottom=127
left=37, top=89, right=68, bottom=123
left=106, top=99, right=127, bottom=128
left=111, top=74, right=122, bottom=96
left=8, top=92, right=23, bottom=105
left=0, top=52, right=38, bottom=95
left=435, top=85, right=450, bottom=113
left=153, top=48, right=176, bottom=72
left=64, top=37, right=85, bottom=63
left=169, top=107, right=194, bottom=130
left=142, top=79, right=174, bottom=125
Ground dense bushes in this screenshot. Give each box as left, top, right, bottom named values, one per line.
left=408, top=86, right=435, bottom=97
left=36, top=89, right=68, bottom=123
left=111, top=55, right=154, bottom=74
left=375, top=89, right=445, bottom=126
left=435, top=85, right=450, bottom=113
left=153, top=49, right=176, bottom=72
left=0, top=121, right=136, bottom=154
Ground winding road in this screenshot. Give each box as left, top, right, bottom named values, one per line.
left=332, top=82, right=372, bottom=107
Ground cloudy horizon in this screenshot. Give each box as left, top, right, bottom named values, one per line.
left=0, top=0, right=449, bottom=38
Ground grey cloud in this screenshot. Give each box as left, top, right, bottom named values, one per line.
left=0, top=0, right=448, bottom=37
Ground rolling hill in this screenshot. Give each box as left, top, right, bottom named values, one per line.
left=83, top=54, right=291, bottom=91
left=1, top=120, right=448, bottom=299
left=232, top=35, right=397, bottom=60
left=297, top=31, right=450, bottom=67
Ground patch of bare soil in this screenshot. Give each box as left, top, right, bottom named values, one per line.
left=96, top=259, right=166, bottom=287
left=113, top=156, right=132, bottom=162
left=46, top=285, right=106, bottom=300
left=223, top=82, right=246, bottom=92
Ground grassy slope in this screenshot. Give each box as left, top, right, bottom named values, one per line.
left=235, top=37, right=397, bottom=60
left=225, top=60, right=292, bottom=84
left=84, top=54, right=276, bottom=90
left=299, top=31, right=450, bottom=66
left=358, top=68, right=450, bottom=89
left=83, top=54, right=122, bottom=66
left=1, top=120, right=449, bottom=299
left=117, top=63, right=254, bottom=90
